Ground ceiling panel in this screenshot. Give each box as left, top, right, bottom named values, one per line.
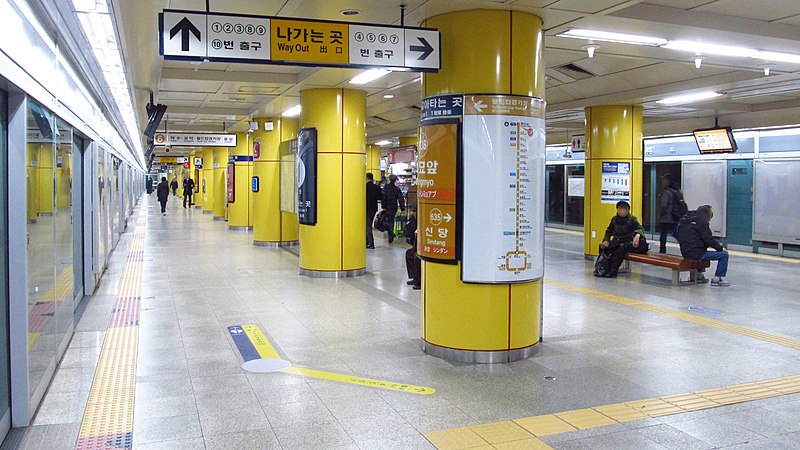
left=693, top=0, right=800, bottom=21
left=543, top=0, right=641, bottom=14
left=160, top=79, right=224, bottom=93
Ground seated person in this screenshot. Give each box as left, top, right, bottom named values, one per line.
left=678, top=205, right=730, bottom=287
left=600, top=201, right=649, bottom=278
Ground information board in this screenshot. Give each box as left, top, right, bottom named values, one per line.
left=227, top=162, right=235, bottom=203
left=296, top=129, right=317, bottom=225
left=417, top=119, right=459, bottom=262
left=461, top=95, right=546, bottom=283
left=601, top=162, right=631, bottom=204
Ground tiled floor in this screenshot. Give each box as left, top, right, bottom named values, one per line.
left=8, top=194, right=800, bottom=449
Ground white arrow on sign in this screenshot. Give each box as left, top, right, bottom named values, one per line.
left=473, top=100, right=487, bottom=112
left=444, top=213, right=452, bottom=222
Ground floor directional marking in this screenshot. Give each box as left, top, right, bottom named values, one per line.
left=425, top=374, right=800, bottom=449
left=76, top=215, right=146, bottom=450
left=229, top=323, right=436, bottom=395
left=546, top=279, right=800, bottom=351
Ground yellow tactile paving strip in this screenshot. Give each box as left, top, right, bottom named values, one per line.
left=546, top=280, right=800, bottom=351
left=424, top=374, right=800, bottom=449
left=76, top=216, right=145, bottom=450
left=545, top=227, right=800, bottom=264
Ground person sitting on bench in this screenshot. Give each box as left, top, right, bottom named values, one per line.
left=601, top=201, right=649, bottom=278
left=678, top=205, right=730, bottom=287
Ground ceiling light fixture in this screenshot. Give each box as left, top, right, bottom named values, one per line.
left=282, top=105, right=301, bottom=117
left=581, top=44, right=600, bottom=58
left=656, top=91, right=722, bottom=105
left=694, top=57, right=704, bottom=69
left=664, top=40, right=757, bottom=58
left=753, top=51, right=800, bottom=64
left=556, top=29, right=667, bottom=46
left=349, top=69, right=391, bottom=85
left=383, top=94, right=395, bottom=99
left=374, top=140, right=392, bottom=146
left=758, top=64, right=774, bottom=76
left=340, top=9, right=361, bottom=16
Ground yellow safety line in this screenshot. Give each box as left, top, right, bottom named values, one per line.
left=545, top=227, right=800, bottom=264
left=425, top=374, right=800, bottom=449
left=238, top=324, right=436, bottom=395
left=282, top=367, right=436, bottom=395
left=546, top=279, right=800, bottom=351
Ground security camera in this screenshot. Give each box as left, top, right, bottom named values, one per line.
left=165, top=146, right=170, bottom=153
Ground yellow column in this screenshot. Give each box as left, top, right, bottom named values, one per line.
left=37, top=145, right=54, bottom=215
left=298, top=88, right=366, bottom=277
left=400, top=135, right=418, bottom=147
left=228, top=132, right=253, bottom=229
left=253, top=117, right=299, bottom=246
left=202, top=147, right=215, bottom=214
left=583, top=106, right=643, bottom=256
left=366, top=144, right=381, bottom=180
left=421, top=10, right=544, bottom=362
left=27, top=144, right=39, bottom=223
left=212, top=147, right=229, bottom=220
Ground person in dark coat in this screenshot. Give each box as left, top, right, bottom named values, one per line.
left=156, top=177, right=169, bottom=216
left=170, top=179, right=179, bottom=196
left=658, top=173, right=682, bottom=253
left=366, top=173, right=382, bottom=249
left=183, top=178, right=195, bottom=208
left=678, top=205, right=730, bottom=286
left=600, top=201, right=648, bottom=278
left=381, top=174, right=405, bottom=244
left=146, top=178, right=154, bottom=195
left=404, top=212, right=420, bottom=290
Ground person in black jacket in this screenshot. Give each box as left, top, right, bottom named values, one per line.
left=600, top=201, right=648, bottom=278
left=170, top=178, right=179, bottom=196
left=183, top=178, right=195, bottom=208
left=156, top=177, right=170, bottom=216
left=366, top=173, right=382, bottom=249
left=678, top=205, right=730, bottom=286
left=146, top=178, right=154, bottom=195
left=658, top=173, right=681, bottom=253
left=404, top=212, right=420, bottom=290
left=382, top=175, right=405, bottom=244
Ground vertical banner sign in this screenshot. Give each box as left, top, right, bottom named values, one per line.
left=417, top=119, right=459, bottom=262
left=601, top=162, right=631, bottom=204
left=461, top=95, right=546, bottom=283
left=296, top=129, right=317, bottom=225
left=227, top=162, right=235, bottom=203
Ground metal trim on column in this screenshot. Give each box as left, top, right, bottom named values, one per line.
left=298, top=268, right=366, bottom=278
left=421, top=340, right=539, bottom=363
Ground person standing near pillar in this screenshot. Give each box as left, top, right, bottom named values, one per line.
left=156, top=177, right=169, bottom=216
left=366, top=173, right=381, bottom=249
left=183, top=177, right=195, bottom=208
left=170, top=178, right=178, bottom=196
left=382, top=175, right=404, bottom=244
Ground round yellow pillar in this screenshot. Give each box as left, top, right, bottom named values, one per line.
left=202, top=147, right=215, bottom=214
left=298, top=88, right=366, bottom=277
left=253, top=117, right=300, bottom=246
left=37, top=145, right=54, bottom=215
left=583, top=106, right=643, bottom=257
left=212, top=147, right=229, bottom=220
left=366, top=144, right=382, bottom=180
left=399, top=135, right=418, bottom=147
left=228, top=132, right=253, bottom=229
left=421, top=9, right=544, bottom=363
left=27, top=144, right=39, bottom=223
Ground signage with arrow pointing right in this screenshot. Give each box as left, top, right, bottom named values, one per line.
left=405, top=29, right=440, bottom=69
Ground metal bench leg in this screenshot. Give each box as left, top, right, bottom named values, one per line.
left=689, top=270, right=697, bottom=283
left=672, top=270, right=680, bottom=286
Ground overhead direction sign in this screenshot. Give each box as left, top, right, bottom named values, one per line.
left=153, top=132, right=237, bottom=147
left=159, top=9, right=440, bottom=71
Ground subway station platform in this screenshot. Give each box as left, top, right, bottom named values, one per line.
left=6, top=195, right=800, bottom=449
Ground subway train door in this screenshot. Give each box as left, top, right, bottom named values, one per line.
left=726, top=159, right=753, bottom=247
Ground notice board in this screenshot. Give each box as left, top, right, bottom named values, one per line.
left=296, top=128, right=317, bottom=225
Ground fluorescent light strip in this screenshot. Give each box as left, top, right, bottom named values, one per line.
left=663, top=40, right=757, bottom=58
left=656, top=91, right=722, bottom=105
left=349, top=69, right=391, bottom=85
left=282, top=105, right=301, bottom=117
left=753, top=51, right=800, bottom=64
left=557, top=29, right=667, bottom=46
left=374, top=140, right=391, bottom=146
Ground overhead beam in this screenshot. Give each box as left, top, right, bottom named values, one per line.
left=166, top=105, right=251, bottom=116
left=161, top=68, right=298, bottom=85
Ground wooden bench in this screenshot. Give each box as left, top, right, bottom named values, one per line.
left=622, top=253, right=711, bottom=286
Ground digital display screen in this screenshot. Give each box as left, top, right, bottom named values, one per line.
left=693, top=127, right=737, bottom=153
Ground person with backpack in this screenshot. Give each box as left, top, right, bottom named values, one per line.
left=382, top=175, right=405, bottom=244
left=597, top=201, right=648, bottom=278
left=658, top=173, right=687, bottom=253
left=678, top=205, right=730, bottom=287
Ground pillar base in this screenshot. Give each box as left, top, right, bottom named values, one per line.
left=213, top=216, right=225, bottom=221
left=298, top=268, right=365, bottom=278
left=421, top=340, right=539, bottom=364
left=253, top=240, right=299, bottom=248
left=202, top=210, right=213, bottom=214
left=229, top=226, right=253, bottom=231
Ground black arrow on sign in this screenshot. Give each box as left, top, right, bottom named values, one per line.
left=170, top=17, right=201, bottom=52
left=409, top=37, right=434, bottom=61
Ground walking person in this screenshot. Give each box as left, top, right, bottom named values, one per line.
left=366, top=173, right=382, bottom=249
left=156, top=177, right=169, bottom=216
left=381, top=175, right=405, bottom=244
left=658, top=173, right=686, bottom=253
left=183, top=177, right=195, bottom=208
left=170, top=178, right=179, bottom=196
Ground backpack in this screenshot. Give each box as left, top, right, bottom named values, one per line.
left=373, top=210, right=392, bottom=232
left=593, top=246, right=611, bottom=277
left=671, top=188, right=689, bottom=221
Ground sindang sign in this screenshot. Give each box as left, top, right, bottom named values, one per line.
left=159, top=10, right=440, bottom=71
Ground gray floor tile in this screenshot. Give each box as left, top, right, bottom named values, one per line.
left=669, top=414, right=768, bottom=447
left=272, top=420, right=356, bottom=449
left=198, top=407, right=270, bottom=436
left=203, top=429, right=281, bottom=450
left=133, top=414, right=203, bottom=445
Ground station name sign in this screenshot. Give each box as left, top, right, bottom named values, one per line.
left=153, top=132, right=237, bottom=147
left=159, top=10, right=440, bottom=71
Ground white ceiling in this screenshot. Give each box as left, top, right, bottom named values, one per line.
left=110, top=0, right=800, bottom=153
